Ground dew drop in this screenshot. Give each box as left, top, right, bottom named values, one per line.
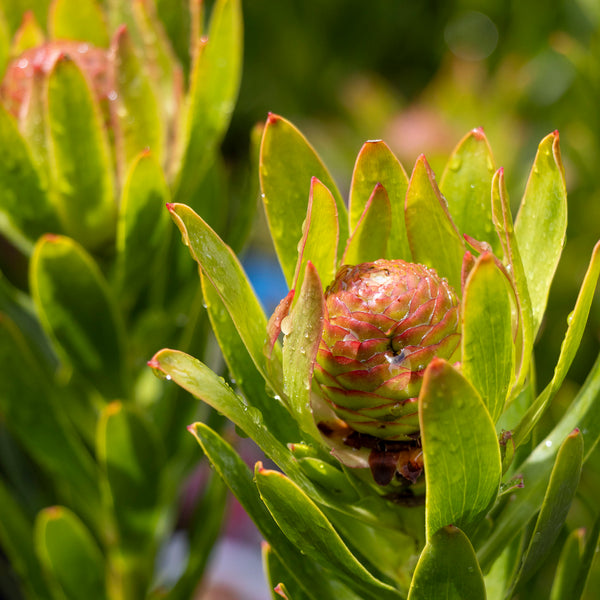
left=545, top=439, right=552, bottom=448
left=165, top=374, right=172, bottom=381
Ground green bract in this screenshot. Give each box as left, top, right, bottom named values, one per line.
left=152, top=115, right=600, bottom=599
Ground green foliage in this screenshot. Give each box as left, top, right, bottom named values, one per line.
left=0, top=0, right=246, bottom=597
left=154, top=115, right=600, bottom=599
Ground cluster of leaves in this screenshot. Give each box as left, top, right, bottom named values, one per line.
left=151, top=114, right=600, bottom=599
left=0, top=0, right=248, bottom=598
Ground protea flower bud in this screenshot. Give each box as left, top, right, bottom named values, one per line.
left=314, top=259, right=460, bottom=484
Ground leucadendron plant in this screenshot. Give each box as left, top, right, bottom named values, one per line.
left=0, top=0, right=246, bottom=598
left=151, top=113, right=600, bottom=599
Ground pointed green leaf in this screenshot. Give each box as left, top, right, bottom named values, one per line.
left=420, top=359, right=501, bottom=539
left=349, top=140, right=410, bottom=261
left=174, top=0, right=242, bottom=201
left=283, top=262, right=325, bottom=440
left=515, top=132, right=567, bottom=334
left=10, top=10, right=46, bottom=56
left=0, top=479, right=52, bottom=600
left=477, top=355, right=600, bottom=570
left=97, top=402, right=164, bottom=549
left=0, top=105, right=58, bottom=245
left=550, top=528, right=585, bottom=600
left=47, top=55, right=115, bottom=250
left=189, top=423, right=362, bottom=600
left=30, top=235, right=127, bottom=399
left=407, top=526, right=485, bottom=600
left=342, top=183, right=391, bottom=265
left=111, top=26, right=164, bottom=173
left=260, top=114, right=348, bottom=286
left=115, top=150, right=171, bottom=309
left=491, top=168, right=533, bottom=394
left=35, top=506, right=106, bottom=600
left=405, top=155, right=465, bottom=290
left=48, top=0, right=109, bottom=47
left=255, top=466, right=401, bottom=600
left=0, top=315, right=99, bottom=519
left=571, top=515, right=600, bottom=600
left=149, top=349, right=299, bottom=477
left=167, top=202, right=270, bottom=381
left=201, top=272, right=302, bottom=443
left=514, top=241, right=600, bottom=447
left=440, top=127, right=498, bottom=253
left=462, top=252, right=514, bottom=423
left=508, top=429, right=583, bottom=594
left=263, top=543, right=311, bottom=600
left=292, top=177, right=339, bottom=297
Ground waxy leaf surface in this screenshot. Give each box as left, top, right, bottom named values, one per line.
left=283, top=262, right=325, bottom=441
left=348, top=140, right=410, bottom=260
left=508, top=429, right=583, bottom=594
left=34, top=506, right=106, bottom=600
left=48, top=0, right=109, bottom=47
left=462, top=252, right=514, bottom=423
left=342, top=183, right=391, bottom=265
left=420, top=359, right=501, bottom=539
left=174, top=0, right=242, bottom=202
left=168, top=203, right=269, bottom=381
left=255, top=466, right=401, bottom=600
left=293, top=177, right=338, bottom=298
left=405, top=156, right=464, bottom=290
left=515, top=132, right=567, bottom=334
left=407, top=526, right=485, bottom=600
left=260, top=114, right=347, bottom=286
left=549, top=528, right=585, bottom=600
left=30, top=235, right=127, bottom=399
left=440, top=128, right=498, bottom=254
left=47, top=56, right=115, bottom=250
left=0, top=106, right=58, bottom=245
left=514, top=241, right=600, bottom=447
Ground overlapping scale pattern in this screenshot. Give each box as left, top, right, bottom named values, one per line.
left=315, top=259, right=460, bottom=440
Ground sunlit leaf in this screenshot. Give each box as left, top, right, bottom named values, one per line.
left=48, top=0, right=109, bottom=47
left=420, top=359, right=501, bottom=539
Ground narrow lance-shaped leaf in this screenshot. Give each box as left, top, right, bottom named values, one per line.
left=549, top=528, right=585, bottom=600
left=30, top=235, right=127, bottom=399
left=348, top=140, right=410, bottom=260
left=263, top=543, right=311, bottom=600
left=508, top=429, right=583, bottom=595
left=48, top=0, right=110, bottom=47
left=189, top=423, right=361, bottom=600
left=407, top=526, right=486, bottom=600
left=283, top=261, right=325, bottom=441
left=97, top=403, right=164, bottom=598
left=201, top=271, right=302, bottom=444
left=0, top=316, right=99, bottom=522
left=420, top=358, right=501, bottom=539
left=260, top=114, right=348, bottom=286
left=167, top=202, right=271, bottom=383
left=461, top=252, right=514, bottom=423
left=477, top=355, right=600, bottom=570
left=491, top=168, right=533, bottom=394
left=0, top=105, right=59, bottom=245
left=292, top=177, right=339, bottom=301
left=10, top=11, right=46, bottom=57
left=47, top=55, right=116, bottom=250
left=110, top=25, right=164, bottom=174
left=405, top=155, right=465, bottom=290
left=515, top=131, right=567, bottom=335
left=440, top=127, right=499, bottom=254
left=173, top=0, right=242, bottom=202
left=570, top=514, right=600, bottom=600
left=255, top=465, right=402, bottom=600
left=342, top=183, right=391, bottom=265
left=115, top=150, right=171, bottom=309
left=34, top=506, right=106, bottom=600
left=0, top=479, right=52, bottom=600
left=513, top=240, right=600, bottom=447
